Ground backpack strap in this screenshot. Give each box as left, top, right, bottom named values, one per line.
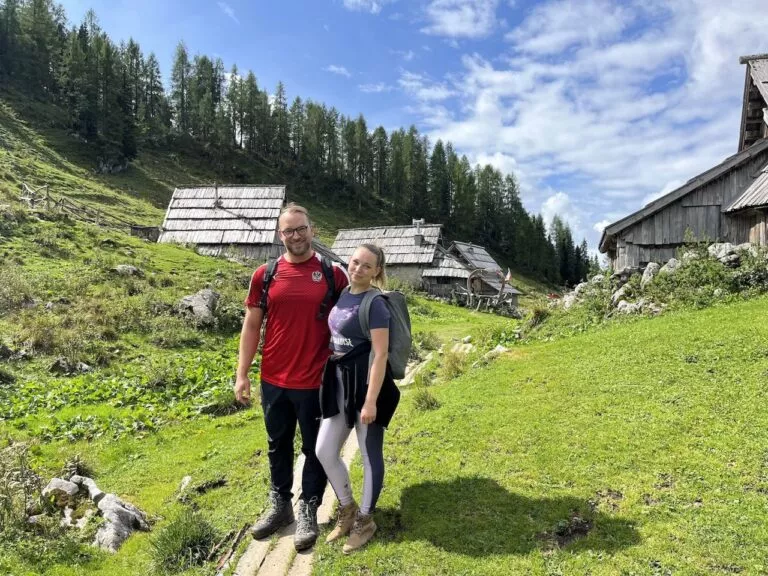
left=358, top=288, right=382, bottom=340
left=317, top=256, right=338, bottom=320
left=259, top=257, right=280, bottom=314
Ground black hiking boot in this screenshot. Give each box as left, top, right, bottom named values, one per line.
left=294, top=496, right=320, bottom=551
left=251, top=492, right=294, bottom=539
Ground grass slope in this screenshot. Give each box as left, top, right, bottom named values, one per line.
left=313, top=296, right=768, bottom=575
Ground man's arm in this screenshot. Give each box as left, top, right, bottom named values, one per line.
left=234, top=306, right=264, bottom=404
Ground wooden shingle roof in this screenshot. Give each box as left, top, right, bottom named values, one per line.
left=158, top=186, right=285, bottom=246
left=726, top=160, right=768, bottom=212
left=422, top=248, right=471, bottom=278
left=332, top=225, right=442, bottom=265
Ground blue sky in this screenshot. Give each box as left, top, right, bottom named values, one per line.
left=58, top=0, right=768, bottom=256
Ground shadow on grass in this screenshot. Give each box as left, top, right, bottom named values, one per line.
left=377, top=476, right=640, bottom=557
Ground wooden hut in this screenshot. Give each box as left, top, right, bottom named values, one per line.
left=158, top=185, right=285, bottom=260
left=599, top=55, right=768, bottom=270
left=449, top=241, right=522, bottom=306
left=332, top=223, right=444, bottom=287
left=421, top=247, right=473, bottom=297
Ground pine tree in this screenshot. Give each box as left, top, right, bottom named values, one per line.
left=372, top=126, right=389, bottom=199
left=272, top=81, right=290, bottom=163
left=171, top=41, right=191, bottom=134
left=288, top=96, right=305, bottom=161
left=428, top=139, right=449, bottom=223
left=0, top=0, right=22, bottom=80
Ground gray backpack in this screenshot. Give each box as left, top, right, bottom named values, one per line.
left=357, top=288, right=412, bottom=380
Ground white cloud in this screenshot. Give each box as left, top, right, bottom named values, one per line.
left=323, top=24, right=330, bottom=32
left=217, top=1, right=239, bottom=24
left=593, top=219, right=611, bottom=234
left=405, top=0, right=768, bottom=252
left=422, top=0, right=500, bottom=38
left=391, top=49, right=416, bottom=61
left=399, top=71, right=456, bottom=101
left=541, top=191, right=583, bottom=239
left=359, top=82, right=393, bottom=93
left=343, top=0, right=394, bottom=14
left=324, top=65, right=352, bottom=78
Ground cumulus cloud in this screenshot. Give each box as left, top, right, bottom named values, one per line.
left=359, top=82, right=394, bottom=93
left=421, top=0, right=500, bottom=38
left=406, top=0, right=768, bottom=251
left=324, top=65, right=352, bottom=78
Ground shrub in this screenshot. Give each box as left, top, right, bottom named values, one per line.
left=413, top=387, right=440, bottom=411
left=0, top=443, right=44, bottom=533
left=413, top=329, right=440, bottom=352
left=0, top=366, right=14, bottom=386
left=526, top=306, right=550, bottom=329
left=0, top=266, right=34, bottom=313
left=439, top=350, right=467, bottom=381
left=150, top=508, right=217, bottom=574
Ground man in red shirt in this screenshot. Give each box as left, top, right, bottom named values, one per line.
left=235, top=204, right=348, bottom=551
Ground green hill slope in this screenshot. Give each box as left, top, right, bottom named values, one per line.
left=314, top=295, right=768, bottom=576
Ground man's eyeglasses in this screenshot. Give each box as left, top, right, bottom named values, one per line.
left=280, top=225, right=310, bottom=238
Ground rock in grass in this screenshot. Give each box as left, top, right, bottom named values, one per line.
left=640, top=262, right=660, bottom=290
left=659, top=258, right=680, bottom=275
left=112, top=264, right=143, bottom=277
left=42, top=478, right=79, bottom=508
left=95, top=494, right=150, bottom=552
left=177, top=289, right=220, bottom=326
left=70, top=475, right=106, bottom=504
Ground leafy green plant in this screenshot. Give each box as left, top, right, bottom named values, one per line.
left=0, top=266, right=34, bottom=313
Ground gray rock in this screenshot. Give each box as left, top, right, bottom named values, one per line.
left=735, top=242, right=758, bottom=257
left=611, top=284, right=632, bottom=306
left=49, top=358, right=91, bottom=375
left=562, top=292, right=578, bottom=310
left=42, top=478, right=79, bottom=508
left=462, top=335, right=473, bottom=344
left=71, top=475, right=106, bottom=504
left=721, top=253, right=741, bottom=267
left=94, top=494, right=150, bottom=552
left=75, top=508, right=96, bottom=530
left=640, top=262, right=660, bottom=290
left=27, top=514, right=46, bottom=525
left=617, top=300, right=641, bottom=314
left=451, top=342, right=475, bottom=355
left=573, top=282, right=589, bottom=296
left=707, top=242, right=734, bottom=261
left=60, top=506, right=75, bottom=528
left=659, top=258, right=681, bottom=275
left=590, top=274, right=605, bottom=285
left=113, top=264, right=143, bottom=277
left=177, top=289, right=220, bottom=325
left=713, top=288, right=724, bottom=298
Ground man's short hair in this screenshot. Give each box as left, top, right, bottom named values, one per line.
left=279, top=203, right=311, bottom=224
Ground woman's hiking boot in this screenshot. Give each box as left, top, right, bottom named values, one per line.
left=325, top=500, right=359, bottom=543
left=343, top=511, right=377, bottom=554
left=294, top=496, right=320, bottom=551
left=251, top=492, right=294, bottom=539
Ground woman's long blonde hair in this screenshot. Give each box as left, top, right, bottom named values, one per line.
left=360, top=243, right=387, bottom=290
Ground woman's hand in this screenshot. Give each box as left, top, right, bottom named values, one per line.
left=361, top=400, right=377, bottom=425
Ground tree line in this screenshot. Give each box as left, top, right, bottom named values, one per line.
left=0, top=0, right=598, bottom=285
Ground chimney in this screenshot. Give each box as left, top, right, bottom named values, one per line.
left=412, top=218, right=425, bottom=246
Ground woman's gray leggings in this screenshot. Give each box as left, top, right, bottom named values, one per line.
left=316, top=385, right=385, bottom=515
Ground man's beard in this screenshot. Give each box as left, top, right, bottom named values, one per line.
left=286, top=240, right=311, bottom=257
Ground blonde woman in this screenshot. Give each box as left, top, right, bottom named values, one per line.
left=316, top=243, right=400, bottom=553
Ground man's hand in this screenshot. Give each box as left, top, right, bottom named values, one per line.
left=234, top=375, right=252, bottom=405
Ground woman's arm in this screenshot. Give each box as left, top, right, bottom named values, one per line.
left=361, top=327, right=389, bottom=424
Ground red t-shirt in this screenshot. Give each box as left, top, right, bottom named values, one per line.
left=245, top=253, right=349, bottom=390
